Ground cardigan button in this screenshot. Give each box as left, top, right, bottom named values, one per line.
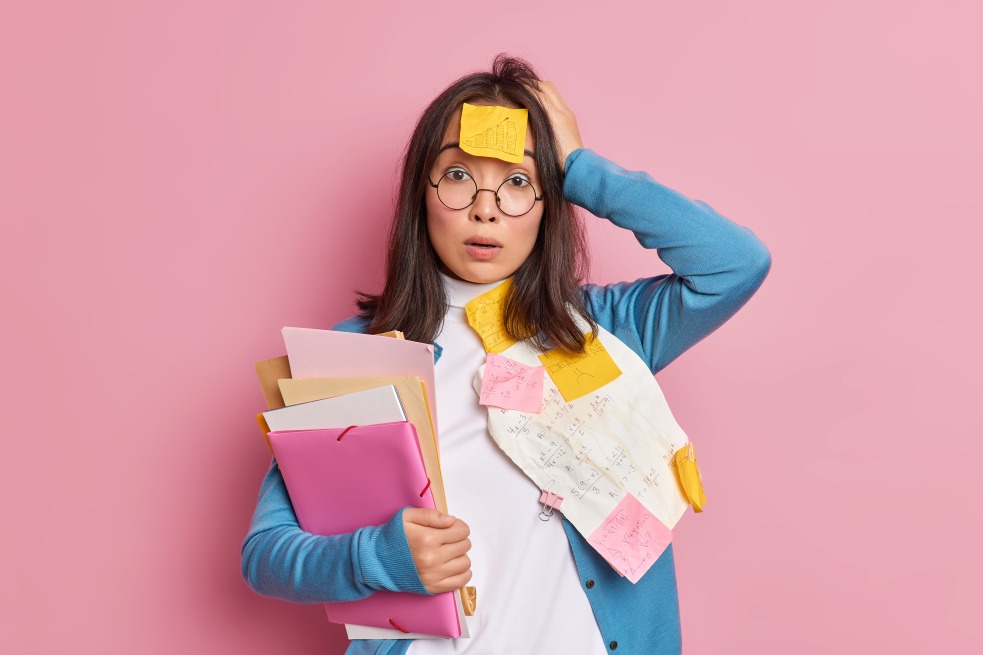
left=610, top=641, right=618, bottom=650
left=585, top=579, right=595, bottom=589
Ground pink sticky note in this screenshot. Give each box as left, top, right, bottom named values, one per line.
left=478, top=353, right=545, bottom=413
left=588, top=493, right=672, bottom=584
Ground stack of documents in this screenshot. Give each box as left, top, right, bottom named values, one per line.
left=254, top=327, right=471, bottom=640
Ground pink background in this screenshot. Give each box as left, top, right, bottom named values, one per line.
left=2, top=1, right=979, bottom=652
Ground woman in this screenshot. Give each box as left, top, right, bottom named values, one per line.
left=242, top=55, right=771, bottom=655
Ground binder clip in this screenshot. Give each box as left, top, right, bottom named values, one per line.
left=538, top=489, right=564, bottom=521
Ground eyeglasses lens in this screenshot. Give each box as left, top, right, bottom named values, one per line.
left=497, top=179, right=536, bottom=217
left=436, top=175, right=476, bottom=211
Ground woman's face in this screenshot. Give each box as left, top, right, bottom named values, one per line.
left=425, top=105, right=544, bottom=284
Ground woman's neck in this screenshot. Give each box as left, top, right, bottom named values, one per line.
left=440, top=272, right=509, bottom=309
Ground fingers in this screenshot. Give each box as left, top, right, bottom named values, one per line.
left=403, top=507, right=456, bottom=530
left=428, top=555, right=473, bottom=594
left=441, top=536, right=472, bottom=560
left=421, top=551, right=472, bottom=594
left=531, top=81, right=569, bottom=115
left=403, top=511, right=473, bottom=594
left=528, top=79, right=584, bottom=169
left=404, top=508, right=469, bottom=543
left=440, top=518, right=470, bottom=544
left=537, top=81, right=568, bottom=111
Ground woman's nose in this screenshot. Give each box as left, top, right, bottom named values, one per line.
left=471, top=188, right=499, bottom=223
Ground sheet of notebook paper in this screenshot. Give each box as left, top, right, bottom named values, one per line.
left=474, top=325, right=692, bottom=555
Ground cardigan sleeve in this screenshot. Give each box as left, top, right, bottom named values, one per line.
left=565, top=148, right=772, bottom=375
left=241, top=460, right=430, bottom=603
left=241, top=316, right=428, bottom=604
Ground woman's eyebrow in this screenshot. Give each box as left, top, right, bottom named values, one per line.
left=437, top=141, right=535, bottom=158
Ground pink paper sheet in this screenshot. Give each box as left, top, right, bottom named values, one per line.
left=587, top=493, right=673, bottom=583
left=282, top=327, right=438, bottom=431
left=478, top=353, right=545, bottom=413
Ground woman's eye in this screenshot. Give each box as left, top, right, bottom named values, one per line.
left=505, top=174, right=530, bottom=188
left=446, top=168, right=472, bottom=182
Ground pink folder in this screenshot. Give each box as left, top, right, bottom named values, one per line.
left=268, top=422, right=461, bottom=638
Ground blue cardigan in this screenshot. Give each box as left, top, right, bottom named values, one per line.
left=242, top=149, right=772, bottom=655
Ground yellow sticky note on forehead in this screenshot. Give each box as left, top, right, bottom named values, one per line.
left=538, top=334, right=622, bottom=403
left=465, top=279, right=518, bottom=353
left=460, top=103, right=528, bottom=163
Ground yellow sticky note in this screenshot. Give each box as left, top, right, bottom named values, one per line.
left=674, top=443, right=707, bottom=512
left=538, top=333, right=622, bottom=403
left=465, top=280, right=518, bottom=354
left=460, top=103, right=528, bottom=163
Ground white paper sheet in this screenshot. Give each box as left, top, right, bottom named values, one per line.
left=263, top=384, right=405, bottom=431
left=474, top=325, right=691, bottom=541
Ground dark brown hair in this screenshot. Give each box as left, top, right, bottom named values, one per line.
left=357, top=54, right=595, bottom=353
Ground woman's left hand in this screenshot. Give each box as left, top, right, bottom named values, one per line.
left=532, top=81, right=584, bottom=171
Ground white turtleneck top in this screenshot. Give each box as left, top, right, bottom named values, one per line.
left=407, top=274, right=606, bottom=655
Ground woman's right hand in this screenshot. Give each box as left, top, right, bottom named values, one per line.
left=531, top=80, right=584, bottom=171
left=402, top=508, right=473, bottom=594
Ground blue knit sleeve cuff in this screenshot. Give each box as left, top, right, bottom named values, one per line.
left=562, top=148, right=614, bottom=209
left=352, top=507, right=430, bottom=595
left=564, top=147, right=587, bottom=174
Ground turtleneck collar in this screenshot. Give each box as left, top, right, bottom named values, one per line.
left=441, top=272, right=509, bottom=309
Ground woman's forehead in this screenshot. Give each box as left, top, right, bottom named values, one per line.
left=440, top=104, right=536, bottom=153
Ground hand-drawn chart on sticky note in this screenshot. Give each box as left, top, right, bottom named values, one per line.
left=539, top=333, right=622, bottom=402
left=588, top=493, right=672, bottom=583
left=465, top=117, right=517, bottom=155
left=459, top=103, right=529, bottom=164
left=465, top=280, right=518, bottom=354
left=474, top=325, right=692, bottom=582
left=478, top=353, right=545, bottom=413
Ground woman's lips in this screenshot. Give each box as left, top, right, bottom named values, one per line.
left=465, top=242, right=502, bottom=260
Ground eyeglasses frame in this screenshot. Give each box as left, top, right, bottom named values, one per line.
left=426, top=171, right=544, bottom=218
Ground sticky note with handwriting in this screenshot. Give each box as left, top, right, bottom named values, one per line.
left=538, top=333, right=622, bottom=402
left=478, top=353, right=545, bottom=413
left=459, top=103, right=529, bottom=163
left=465, top=280, right=518, bottom=354
left=588, top=493, right=672, bottom=583
left=674, top=443, right=706, bottom=512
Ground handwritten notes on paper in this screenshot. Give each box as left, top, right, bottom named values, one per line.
left=674, top=443, right=707, bottom=512
left=460, top=103, right=529, bottom=164
left=488, top=383, right=683, bottom=523
left=588, top=493, right=672, bottom=583
left=465, top=280, right=518, bottom=354
left=539, top=333, right=623, bottom=402
left=476, top=325, right=692, bottom=582
left=478, top=353, right=545, bottom=413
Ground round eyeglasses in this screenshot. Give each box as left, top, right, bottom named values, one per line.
left=428, top=169, right=543, bottom=217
